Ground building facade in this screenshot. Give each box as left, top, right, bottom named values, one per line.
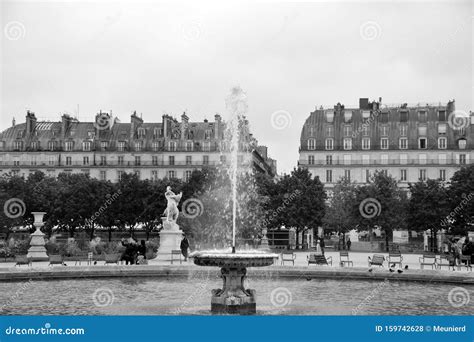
left=0, top=111, right=276, bottom=181
left=299, top=98, right=473, bottom=188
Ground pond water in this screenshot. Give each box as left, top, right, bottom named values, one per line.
left=0, top=271, right=471, bottom=315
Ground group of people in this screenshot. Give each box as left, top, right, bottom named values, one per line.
left=121, top=238, right=148, bottom=265
left=447, top=236, right=474, bottom=265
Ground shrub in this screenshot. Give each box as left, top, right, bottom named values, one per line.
left=12, top=239, right=30, bottom=255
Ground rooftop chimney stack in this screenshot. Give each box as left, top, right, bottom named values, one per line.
left=214, top=113, right=221, bottom=139
left=181, top=112, right=189, bottom=140
left=25, top=110, right=37, bottom=135
left=130, top=111, right=143, bottom=140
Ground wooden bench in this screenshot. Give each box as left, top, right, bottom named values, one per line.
left=67, top=252, right=94, bottom=266
left=280, top=251, right=296, bottom=266
left=171, top=250, right=182, bottom=264
left=307, top=253, right=332, bottom=266
left=104, top=253, right=122, bottom=265
left=48, top=254, right=64, bottom=266
left=368, top=254, right=385, bottom=267
left=14, top=255, right=31, bottom=267
left=388, top=253, right=403, bottom=268
left=419, top=254, right=436, bottom=269
left=436, top=255, right=455, bottom=271
left=339, top=251, right=353, bottom=267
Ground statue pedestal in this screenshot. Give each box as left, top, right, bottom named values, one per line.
left=27, top=212, right=48, bottom=261
left=156, top=218, right=183, bottom=259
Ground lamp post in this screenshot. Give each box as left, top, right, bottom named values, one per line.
left=27, top=212, right=48, bottom=261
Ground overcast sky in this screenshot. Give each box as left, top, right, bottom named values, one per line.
left=1, top=0, right=472, bottom=174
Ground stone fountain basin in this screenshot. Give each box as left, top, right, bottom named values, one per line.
left=190, top=251, right=278, bottom=268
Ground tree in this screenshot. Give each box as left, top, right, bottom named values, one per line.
left=447, top=165, right=474, bottom=235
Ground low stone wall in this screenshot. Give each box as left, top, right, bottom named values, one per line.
left=349, top=241, right=385, bottom=252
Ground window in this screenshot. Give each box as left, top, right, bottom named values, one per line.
left=418, top=126, right=427, bottom=136
left=30, top=141, right=39, bottom=150
left=168, top=141, right=177, bottom=151
left=186, top=141, right=193, bottom=151
left=203, top=141, right=211, bottom=152
left=381, top=126, right=389, bottom=136
left=419, top=169, right=426, bottom=181
left=362, top=110, right=370, bottom=119
left=344, top=170, right=351, bottom=181
left=49, top=156, right=56, bottom=166
left=362, top=125, right=369, bottom=136
left=66, top=157, right=72, bottom=166
left=65, top=141, right=73, bottom=151
left=381, top=138, right=389, bottom=149
left=152, top=171, right=158, bottom=181
left=438, top=123, right=447, bottom=135
left=152, top=142, right=160, bottom=152
left=325, top=139, right=334, bottom=150
left=380, top=112, right=389, bottom=124
left=362, top=138, right=370, bottom=150
left=399, top=125, right=407, bottom=137
left=135, top=141, right=143, bottom=152
left=365, top=169, right=371, bottom=183
left=152, top=156, right=158, bottom=166
left=419, top=138, right=427, bottom=149
left=118, top=141, right=125, bottom=152
left=326, top=155, right=333, bottom=165
left=439, top=169, right=446, bottom=181
left=307, top=139, right=316, bottom=150
left=135, top=156, right=141, bottom=166
left=400, top=111, right=408, bottom=122
left=343, top=125, right=352, bottom=137
left=439, top=154, right=446, bottom=165
left=186, top=156, right=192, bottom=165
left=138, top=128, right=146, bottom=138
left=203, top=155, right=209, bottom=165
left=458, top=139, right=466, bottom=149
left=326, top=170, right=333, bottom=183
left=344, top=111, right=352, bottom=123
left=168, top=170, right=176, bottom=178
left=134, top=170, right=141, bottom=179
left=438, top=110, right=446, bottom=121
left=419, top=154, right=427, bottom=165
left=400, top=154, right=408, bottom=165
left=343, top=138, right=352, bottom=150
left=0, top=141, right=4, bottom=151
left=100, top=141, right=108, bottom=151
left=30, top=156, right=37, bottom=166
left=362, top=155, right=370, bottom=165
left=82, top=156, right=89, bottom=165
left=342, top=154, right=351, bottom=166
left=14, top=141, right=23, bottom=150
left=118, top=156, right=124, bottom=166
left=100, top=156, right=107, bottom=165
left=326, top=111, right=334, bottom=123
left=308, top=155, right=315, bottom=165
left=82, top=141, right=91, bottom=151
left=326, top=126, right=334, bottom=137
left=399, top=138, right=408, bottom=149
left=169, top=156, right=175, bottom=165
left=400, top=169, right=407, bottom=182
left=418, top=111, right=427, bottom=123
left=381, top=154, right=388, bottom=165
left=204, top=130, right=211, bottom=140
left=100, top=171, right=107, bottom=181
left=13, top=160, right=20, bottom=167
left=118, top=171, right=124, bottom=181
left=438, top=137, right=447, bottom=149
left=185, top=170, right=192, bottom=182
left=459, top=154, right=466, bottom=165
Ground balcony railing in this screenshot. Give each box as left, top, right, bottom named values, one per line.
left=300, top=158, right=470, bottom=167
left=0, top=160, right=227, bottom=168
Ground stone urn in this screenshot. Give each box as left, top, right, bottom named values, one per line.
left=27, top=212, right=48, bottom=261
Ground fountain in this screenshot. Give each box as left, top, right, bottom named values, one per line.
left=27, top=212, right=48, bottom=261
left=190, top=87, right=277, bottom=314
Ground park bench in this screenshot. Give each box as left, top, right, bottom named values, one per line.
left=171, top=250, right=182, bottom=264
left=48, top=254, right=64, bottom=266
left=14, top=255, right=31, bottom=267
left=280, top=251, right=296, bottom=266
left=419, top=254, right=436, bottom=269
left=436, top=255, right=455, bottom=271
left=70, top=252, right=94, bottom=266
left=104, top=253, right=122, bottom=265
left=458, top=255, right=473, bottom=271
left=307, top=253, right=332, bottom=266
left=339, top=251, right=353, bottom=267
left=368, top=254, right=385, bottom=267
left=388, top=253, right=403, bottom=268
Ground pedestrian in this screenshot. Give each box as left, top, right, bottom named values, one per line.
left=347, top=237, right=352, bottom=251
left=319, top=237, right=325, bottom=255
left=180, top=235, right=190, bottom=261
left=138, top=240, right=147, bottom=259
left=462, top=236, right=474, bottom=264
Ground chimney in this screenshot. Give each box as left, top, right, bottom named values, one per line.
left=181, top=112, right=189, bottom=140
left=130, top=111, right=143, bottom=139
left=379, top=97, right=382, bottom=105
left=162, top=114, right=171, bottom=138
left=61, top=114, right=72, bottom=138
left=12, top=117, right=16, bottom=127
left=214, top=113, right=221, bottom=139
left=447, top=99, right=455, bottom=114
left=25, top=110, right=37, bottom=135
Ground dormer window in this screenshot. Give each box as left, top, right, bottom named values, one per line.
left=362, top=125, right=369, bottom=136
left=362, top=110, right=370, bottom=120
left=87, top=131, right=95, bottom=139
left=168, top=141, right=177, bottom=151
left=13, top=141, right=23, bottom=151
left=100, top=141, right=109, bottom=151
left=185, top=141, right=193, bottom=151
left=82, top=141, right=91, bottom=151
left=307, top=138, right=316, bottom=150
left=64, top=141, right=74, bottom=151
left=16, top=130, right=23, bottom=138
left=326, top=111, right=334, bottom=123
left=153, top=128, right=161, bottom=138
left=118, top=141, right=125, bottom=152
left=138, top=128, right=146, bottom=138
left=438, top=110, right=446, bottom=122
left=203, top=141, right=211, bottom=152
left=380, top=112, right=389, bottom=124
left=135, top=141, right=143, bottom=152
left=400, top=111, right=408, bottom=122
left=381, top=125, right=389, bottom=136
left=400, top=125, right=408, bottom=136
left=325, top=138, right=334, bottom=150
left=343, top=125, right=352, bottom=137
left=48, top=141, right=57, bottom=151
left=418, top=111, right=427, bottom=123
left=344, top=111, right=352, bottom=123
left=326, top=125, right=333, bottom=137
left=438, top=123, right=447, bottom=135
left=30, top=141, right=39, bottom=150
left=458, top=139, right=467, bottom=149
left=152, top=142, right=160, bottom=152
left=204, top=130, right=211, bottom=140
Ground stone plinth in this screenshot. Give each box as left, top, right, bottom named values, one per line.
left=27, top=212, right=48, bottom=261
left=156, top=218, right=183, bottom=259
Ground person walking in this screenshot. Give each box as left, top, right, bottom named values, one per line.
left=319, top=237, right=325, bottom=255
left=180, top=235, right=190, bottom=261
left=346, top=237, right=352, bottom=251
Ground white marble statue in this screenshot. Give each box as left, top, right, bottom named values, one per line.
left=164, top=186, right=182, bottom=222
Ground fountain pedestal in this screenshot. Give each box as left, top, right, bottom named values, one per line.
left=27, top=212, right=48, bottom=261
left=156, top=218, right=183, bottom=259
